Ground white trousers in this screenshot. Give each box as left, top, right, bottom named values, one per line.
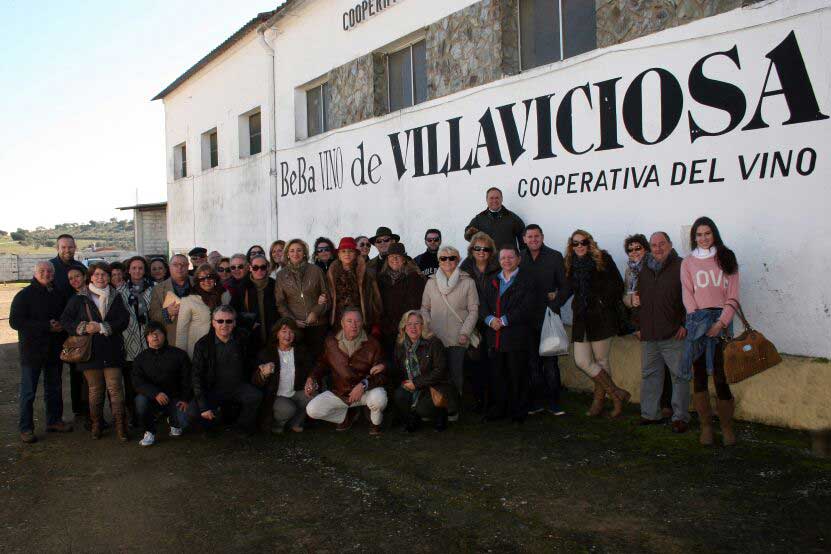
left=305, top=388, right=388, bottom=425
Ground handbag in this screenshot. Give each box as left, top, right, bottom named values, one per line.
left=721, top=300, right=782, bottom=384
left=60, top=301, right=95, bottom=363
left=439, top=291, right=480, bottom=348
left=430, top=387, right=448, bottom=408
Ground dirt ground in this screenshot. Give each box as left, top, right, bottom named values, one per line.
left=0, top=284, right=828, bottom=553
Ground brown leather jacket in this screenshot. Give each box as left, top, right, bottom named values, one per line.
left=311, top=333, right=386, bottom=400
left=274, top=262, right=329, bottom=326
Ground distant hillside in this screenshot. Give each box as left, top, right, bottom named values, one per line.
left=0, top=219, right=134, bottom=253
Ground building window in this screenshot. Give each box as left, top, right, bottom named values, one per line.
left=201, top=128, right=218, bottom=170
left=519, top=0, right=596, bottom=70
left=249, top=112, right=261, bottom=155
left=306, top=83, right=329, bottom=138
left=388, top=40, right=427, bottom=112
left=174, top=143, right=187, bottom=179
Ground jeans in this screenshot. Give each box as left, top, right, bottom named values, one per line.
left=273, top=392, right=311, bottom=429
left=135, top=394, right=190, bottom=434
left=19, top=358, right=63, bottom=432
left=188, top=384, right=264, bottom=432
left=446, top=346, right=466, bottom=409
left=487, top=349, right=529, bottom=420
left=641, top=339, right=690, bottom=422
left=529, top=327, right=562, bottom=410
left=68, top=363, right=88, bottom=416
left=573, top=339, right=612, bottom=378
left=306, top=389, right=388, bottom=425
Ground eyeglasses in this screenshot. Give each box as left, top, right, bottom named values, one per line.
left=472, top=246, right=493, bottom=253
left=375, top=238, right=392, bottom=244
left=439, top=256, right=458, bottom=262
left=214, top=319, right=235, bottom=325
left=196, top=276, right=215, bottom=282
left=217, top=267, right=231, bottom=273
left=425, top=237, right=440, bottom=243
left=627, top=245, right=644, bottom=253
left=357, top=242, right=370, bottom=248
left=316, top=246, right=332, bottom=253
left=251, top=264, right=268, bottom=272
left=572, top=239, right=591, bottom=247
left=230, top=264, right=246, bottom=270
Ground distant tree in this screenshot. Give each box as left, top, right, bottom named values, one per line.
left=10, top=231, right=26, bottom=241
left=0, top=230, right=7, bottom=236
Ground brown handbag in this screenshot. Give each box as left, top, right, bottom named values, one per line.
left=430, top=387, right=448, bottom=408
left=60, top=301, right=95, bottom=364
left=721, top=300, right=782, bottom=384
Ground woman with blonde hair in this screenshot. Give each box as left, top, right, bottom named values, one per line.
left=564, top=229, right=631, bottom=418
left=268, top=240, right=286, bottom=278
left=392, top=310, right=455, bottom=432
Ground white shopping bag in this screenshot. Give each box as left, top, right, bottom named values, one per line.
left=539, top=308, right=569, bottom=357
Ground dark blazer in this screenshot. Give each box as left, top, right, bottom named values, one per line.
left=60, top=289, right=129, bottom=370
left=636, top=250, right=686, bottom=342
left=478, top=269, right=534, bottom=352
left=132, top=344, right=192, bottom=401
left=49, top=256, right=86, bottom=300
left=231, top=277, right=279, bottom=347
left=464, top=207, right=526, bottom=250
left=567, top=252, right=624, bottom=342
left=252, top=344, right=313, bottom=430
left=520, top=244, right=569, bottom=325
left=377, top=261, right=426, bottom=341
left=392, top=335, right=454, bottom=396
left=9, top=279, right=67, bottom=367
left=191, top=329, right=255, bottom=411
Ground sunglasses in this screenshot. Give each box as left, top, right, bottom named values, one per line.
left=375, top=238, right=392, bottom=244
left=627, top=245, right=644, bottom=253
left=217, top=267, right=231, bottom=273
left=473, top=246, right=493, bottom=253
left=572, top=239, right=591, bottom=247
left=213, top=319, right=235, bottom=325
left=439, top=256, right=458, bottom=262
left=196, top=276, right=216, bottom=282
left=357, top=242, right=370, bottom=248
left=251, top=264, right=268, bottom=272
left=230, top=264, right=246, bottom=270
left=425, top=237, right=441, bottom=243
left=316, top=246, right=332, bottom=253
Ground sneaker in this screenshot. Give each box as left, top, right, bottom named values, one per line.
left=20, top=431, right=37, bottom=444
left=548, top=407, right=566, bottom=416
left=139, top=432, right=155, bottom=447
left=169, top=426, right=183, bottom=437
left=527, top=407, right=545, bottom=416
left=447, top=413, right=459, bottom=422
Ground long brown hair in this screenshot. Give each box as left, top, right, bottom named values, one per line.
left=192, top=263, right=223, bottom=309
left=565, top=229, right=606, bottom=276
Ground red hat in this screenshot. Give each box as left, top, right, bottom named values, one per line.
left=336, top=237, right=358, bottom=252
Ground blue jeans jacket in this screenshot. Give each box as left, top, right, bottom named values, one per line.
left=680, top=309, right=731, bottom=379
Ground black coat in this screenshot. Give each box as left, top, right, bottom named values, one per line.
left=478, top=269, right=534, bottom=352
left=520, top=245, right=568, bottom=325
left=231, top=277, right=279, bottom=347
left=60, top=290, right=130, bottom=370
left=392, top=335, right=455, bottom=399
left=460, top=256, right=500, bottom=296
left=9, top=279, right=67, bottom=367
left=413, top=250, right=439, bottom=278
left=191, top=329, right=255, bottom=411
left=132, top=344, right=192, bottom=401
left=464, top=207, right=525, bottom=250
left=567, top=252, right=624, bottom=342
left=377, top=263, right=426, bottom=340
left=49, top=256, right=86, bottom=300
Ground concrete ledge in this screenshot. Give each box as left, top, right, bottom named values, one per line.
left=558, top=330, right=831, bottom=433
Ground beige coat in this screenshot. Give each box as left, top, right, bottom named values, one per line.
left=421, top=269, right=479, bottom=347
left=148, top=277, right=191, bottom=347
left=175, top=295, right=212, bottom=358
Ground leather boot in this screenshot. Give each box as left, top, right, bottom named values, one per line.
left=113, top=403, right=129, bottom=442
left=585, top=381, right=605, bottom=417
left=716, top=398, right=737, bottom=446
left=693, top=392, right=714, bottom=446
left=89, top=403, right=103, bottom=440
left=593, top=370, right=631, bottom=418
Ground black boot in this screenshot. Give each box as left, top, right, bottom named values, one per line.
left=434, top=409, right=448, bottom=432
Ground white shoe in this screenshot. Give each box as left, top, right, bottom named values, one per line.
left=169, top=426, right=183, bottom=437
left=447, top=413, right=459, bottom=422
left=139, top=432, right=155, bottom=447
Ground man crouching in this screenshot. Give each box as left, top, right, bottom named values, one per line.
left=305, top=307, right=387, bottom=435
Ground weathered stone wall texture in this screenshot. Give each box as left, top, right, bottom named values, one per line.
left=595, top=0, right=742, bottom=48
left=327, top=54, right=377, bottom=130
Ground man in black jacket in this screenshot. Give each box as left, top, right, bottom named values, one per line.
left=9, top=261, right=73, bottom=443
left=413, top=229, right=441, bottom=278
left=521, top=224, right=568, bottom=416
left=479, top=246, right=534, bottom=423
left=188, top=305, right=262, bottom=435
left=49, top=234, right=86, bottom=300
left=464, top=188, right=525, bottom=250
left=132, top=322, right=192, bottom=446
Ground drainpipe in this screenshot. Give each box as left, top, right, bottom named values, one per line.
left=258, top=25, right=279, bottom=241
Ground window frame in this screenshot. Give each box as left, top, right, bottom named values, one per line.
left=248, top=111, right=262, bottom=156
left=518, top=0, right=595, bottom=71
left=174, top=142, right=187, bottom=180
left=306, top=82, right=329, bottom=138
left=386, top=38, right=427, bottom=112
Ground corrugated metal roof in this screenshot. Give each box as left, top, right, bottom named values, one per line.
left=116, top=202, right=167, bottom=211
left=151, top=10, right=278, bottom=101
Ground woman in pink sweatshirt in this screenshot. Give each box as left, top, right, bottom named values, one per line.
left=680, top=216, right=740, bottom=447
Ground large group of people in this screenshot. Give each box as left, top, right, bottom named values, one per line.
left=10, top=187, right=741, bottom=449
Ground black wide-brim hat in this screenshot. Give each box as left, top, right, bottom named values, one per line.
left=369, top=226, right=400, bottom=244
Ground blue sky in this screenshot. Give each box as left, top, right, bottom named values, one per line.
left=0, top=0, right=282, bottom=231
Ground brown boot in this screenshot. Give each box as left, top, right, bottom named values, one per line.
left=693, top=392, right=714, bottom=446
left=89, top=404, right=103, bottom=440
left=593, top=370, right=631, bottom=418
left=716, top=398, right=737, bottom=446
left=585, top=381, right=605, bottom=417
left=113, top=404, right=129, bottom=442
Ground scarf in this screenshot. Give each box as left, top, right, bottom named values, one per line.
left=403, top=336, right=423, bottom=408
left=386, top=268, right=404, bottom=286
left=193, top=284, right=223, bottom=310
left=88, top=283, right=111, bottom=319
left=645, top=253, right=664, bottom=274
left=435, top=266, right=461, bottom=295
left=626, top=258, right=644, bottom=293
left=572, top=255, right=596, bottom=317
left=337, top=329, right=368, bottom=358
left=692, top=247, right=717, bottom=259
left=127, top=279, right=152, bottom=320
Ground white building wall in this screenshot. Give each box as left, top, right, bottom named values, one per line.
left=265, top=0, right=831, bottom=357
left=163, top=31, right=275, bottom=256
